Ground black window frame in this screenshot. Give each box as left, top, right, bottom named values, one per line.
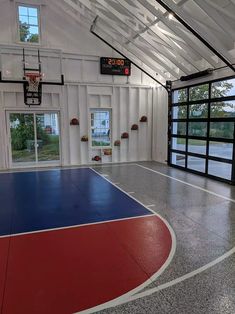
left=169, top=75, right=235, bottom=184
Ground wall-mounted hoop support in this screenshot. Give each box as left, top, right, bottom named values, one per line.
left=0, top=48, right=64, bottom=106
left=24, top=72, right=42, bottom=106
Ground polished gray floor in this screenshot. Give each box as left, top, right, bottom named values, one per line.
left=92, top=161, right=235, bottom=314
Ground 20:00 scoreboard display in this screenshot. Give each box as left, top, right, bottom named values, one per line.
left=100, top=57, right=131, bottom=76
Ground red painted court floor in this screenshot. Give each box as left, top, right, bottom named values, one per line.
left=0, top=216, right=172, bottom=313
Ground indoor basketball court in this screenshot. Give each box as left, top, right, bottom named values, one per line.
left=0, top=0, right=235, bottom=313
left=0, top=163, right=235, bottom=313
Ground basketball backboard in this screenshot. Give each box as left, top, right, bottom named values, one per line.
left=0, top=46, right=63, bottom=83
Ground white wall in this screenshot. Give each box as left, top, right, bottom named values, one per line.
left=0, top=0, right=158, bottom=169
left=152, top=87, right=168, bottom=163
left=0, top=79, right=153, bottom=169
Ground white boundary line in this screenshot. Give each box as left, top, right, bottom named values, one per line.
left=135, top=164, right=235, bottom=203
left=0, top=162, right=133, bottom=175
left=80, top=246, right=235, bottom=313
left=76, top=168, right=176, bottom=314
left=0, top=214, right=155, bottom=239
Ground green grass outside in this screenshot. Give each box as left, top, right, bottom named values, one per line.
left=92, top=140, right=110, bottom=147
left=176, top=138, right=206, bottom=145
left=12, top=135, right=60, bottom=162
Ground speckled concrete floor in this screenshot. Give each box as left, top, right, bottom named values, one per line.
left=91, top=161, right=235, bottom=314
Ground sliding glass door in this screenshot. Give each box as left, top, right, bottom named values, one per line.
left=36, top=113, right=60, bottom=163
left=9, top=112, right=60, bottom=167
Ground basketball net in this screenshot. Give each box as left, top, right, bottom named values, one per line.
left=25, top=73, right=42, bottom=92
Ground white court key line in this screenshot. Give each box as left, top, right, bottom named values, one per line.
left=135, top=164, right=235, bottom=203
left=77, top=168, right=176, bottom=314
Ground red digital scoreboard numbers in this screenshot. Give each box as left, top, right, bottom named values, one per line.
left=100, top=57, right=131, bottom=76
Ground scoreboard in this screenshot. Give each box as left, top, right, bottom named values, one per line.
left=100, top=57, right=131, bottom=76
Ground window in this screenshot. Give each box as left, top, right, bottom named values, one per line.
left=90, top=109, right=111, bottom=148
left=188, top=122, right=207, bottom=137
left=211, top=100, right=235, bottom=118
left=172, top=138, right=186, bottom=152
left=170, top=77, right=235, bottom=183
left=172, top=105, right=187, bottom=119
left=188, top=139, right=207, bottom=155
left=189, top=103, right=208, bottom=119
left=18, top=5, right=40, bottom=43
left=211, top=78, right=235, bottom=98
left=173, top=88, right=187, bottom=103
left=189, top=84, right=209, bottom=101
left=208, top=161, right=232, bottom=180
left=171, top=153, right=186, bottom=167
left=172, top=122, right=186, bottom=136
left=209, top=122, right=234, bottom=139
left=188, top=156, right=206, bottom=173
left=209, top=142, right=233, bottom=160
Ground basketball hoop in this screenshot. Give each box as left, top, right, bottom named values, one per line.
left=25, top=72, right=42, bottom=92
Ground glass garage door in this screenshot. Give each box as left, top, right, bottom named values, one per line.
left=9, top=112, right=60, bottom=167
left=169, top=77, right=235, bottom=183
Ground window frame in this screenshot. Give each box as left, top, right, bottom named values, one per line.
left=16, top=3, right=41, bottom=45
left=89, top=108, right=112, bottom=149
